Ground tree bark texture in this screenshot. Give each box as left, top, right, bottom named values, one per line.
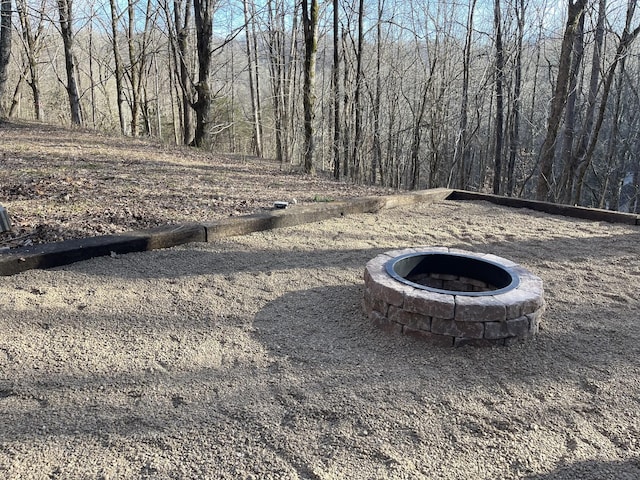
left=557, top=4, right=586, bottom=203
left=493, top=0, right=505, bottom=195
left=332, top=0, right=341, bottom=179
left=452, top=0, right=476, bottom=190
left=0, top=0, right=12, bottom=115
left=16, top=0, right=46, bottom=121
left=506, top=0, right=524, bottom=197
left=302, top=0, right=318, bottom=173
left=350, top=0, right=364, bottom=181
left=371, top=0, right=383, bottom=185
left=192, top=0, right=214, bottom=147
left=536, top=0, right=585, bottom=201
left=110, top=0, right=127, bottom=134
left=57, top=0, right=82, bottom=125
left=173, top=0, right=193, bottom=145
left=574, top=2, right=640, bottom=204
left=243, top=0, right=262, bottom=157
left=565, top=0, right=605, bottom=204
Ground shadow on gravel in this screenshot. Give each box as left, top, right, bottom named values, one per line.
left=60, top=219, right=640, bottom=281
left=524, top=458, right=640, bottom=479
left=68, top=246, right=391, bottom=279
left=251, top=284, right=637, bottom=386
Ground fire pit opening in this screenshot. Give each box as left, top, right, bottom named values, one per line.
left=386, top=252, right=519, bottom=296
left=363, top=248, right=545, bottom=347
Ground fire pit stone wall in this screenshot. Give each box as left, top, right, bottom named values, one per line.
left=363, top=247, right=545, bottom=347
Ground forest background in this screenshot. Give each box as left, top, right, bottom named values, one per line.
left=0, top=0, right=639, bottom=212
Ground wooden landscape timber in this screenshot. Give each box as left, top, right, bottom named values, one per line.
left=1, top=187, right=638, bottom=276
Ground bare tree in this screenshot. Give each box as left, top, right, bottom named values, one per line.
left=450, top=0, right=477, bottom=190
left=266, top=0, right=287, bottom=163
left=341, top=26, right=350, bottom=178
left=370, top=0, right=385, bottom=184
left=556, top=0, right=586, bottom=203
left=493, top=0, right=505, bottom=195
left=560, top=0, right=605, bottom=204
left=350, top=0, right=364, bottom=181
left=125, top=0, right=156, bottom=136
left=173, top=0, right=193, bottom=144
left=15, top=0, right=47, bottom=120
left=574, top=0, right=640, bottom=203
left=109, top=0, right=127, bottom=133
left=243, top=0, right=263, bottom=157
left=506, top=0, right=524, bottom=197
left=301, top=0, right=319, bottom=173
left=0, top=0, right=11, bottom=114
left=191, top=0, right=214, bottom=146
left=536, top=0, right=586, bottom=201
left=331, top=0, right=341, bottom=179
left=598, top=55, right=627, bottom=208
left=57, top=0, right=82, bottom=125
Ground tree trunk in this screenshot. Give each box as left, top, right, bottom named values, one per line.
left=110, top=0, right=127, bottom=134
left=266, top=0, right=290, bottom=164
left=167, top=39, right=180, bottom=144
left=250, top=6, right=263, bottom=156
left=493, top=0, right=505, bottom=195
left=557, top=3, right=586, bottom=203
left=8, top=67, right=25, bottom=117
left=172, top=0, right=193, bottom=145
left=371, top=0, right=384, bottom=185
left=566, top=0, right=605, bottom=203
left=192, top=0, right=214, bottom=147
left=127, top=0, right=153, bottom=136
left=350, top=0, right=364, bottom=181
left=88, top=7, right=96, bottom=127
left=341, top=28, right=349, bottom=179
left=409, top=87, right=429, bottom=190
left=128, top=0, right=140, bottom=135
left=301, top=0, right=318, bottom=173
left=506, top=0, right=524, bottom=197
left=243, top=0, right=262, bottom=157
left=332, top=0, right=341, bottom=179
left=598, top=59, right=625, bottom=209
left=632, top=154, right=640, bottom=213
left=451, top=0, right=476, bottom=190
left=535, top=0, right=585, bottom=201
left=16, top=0, right=46, bottom=121
left=57, top=0, right=82, bottom=125
left=0, top=0, right=12, bottom=115
left=153, top=52, right=161, bottom=137
left=574, top=4, right=640, bottom=204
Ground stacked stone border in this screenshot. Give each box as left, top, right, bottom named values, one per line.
left=363, top=248, right=545, bottom=347
left=1, top=187, right=638, bottom=276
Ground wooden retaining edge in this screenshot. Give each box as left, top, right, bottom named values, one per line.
left=204, top=188, right=453, bottom=239
left=3, top=187, right=635, bottom=276
left=0, top=224, right=207, bottom=276
left=447, top=190, right=640, bottom=225
left=0, top=188, right=452, bottom=276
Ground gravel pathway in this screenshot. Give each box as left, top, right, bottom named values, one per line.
left=1, top=199, right=639, bottom=479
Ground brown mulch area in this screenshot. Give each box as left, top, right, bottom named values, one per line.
left=0, top=121, right=391, bottom=249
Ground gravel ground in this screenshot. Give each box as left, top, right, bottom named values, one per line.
left=0, top=199, right=639, bottom=479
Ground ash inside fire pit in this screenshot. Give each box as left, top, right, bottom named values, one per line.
left=363, top=248, right=545, bottom=347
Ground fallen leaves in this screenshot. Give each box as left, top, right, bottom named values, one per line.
left=0, top=121, right=391, bottom=249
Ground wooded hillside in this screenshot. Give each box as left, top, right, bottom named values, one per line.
left=0, top=0, right=639, bottom=212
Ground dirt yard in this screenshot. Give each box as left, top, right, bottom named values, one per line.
left=0, top=120, right=388, bottom=249
left=1, top=198, right=639, bottom=479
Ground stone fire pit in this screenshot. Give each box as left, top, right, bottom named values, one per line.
left=363, top=247, right=544, bottom=347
